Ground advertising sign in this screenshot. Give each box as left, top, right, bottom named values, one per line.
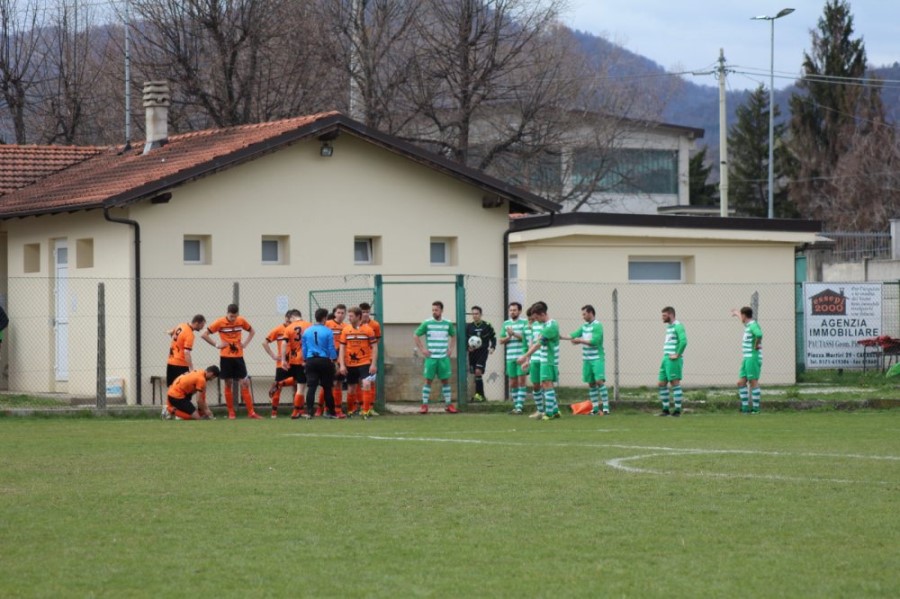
left=803, top=283, right=882, bottom=369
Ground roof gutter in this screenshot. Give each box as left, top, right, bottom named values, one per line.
left=103, top=207, right=142, bottom=405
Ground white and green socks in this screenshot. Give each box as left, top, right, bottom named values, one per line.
left=544, top=387, right=559, bottom=416
left=533, top=388, right=544, bottom=413
left=739, top=385, right=749, bottom=412
left=513, top=387, right=525, bottom=411
left=672, top=385, right=683, bottom=413
left=600, top=385, right=609, bottom=413
left=589, top=386, right=600, bottom=412
left=422, top=384, right=431, bottom=405
left=442, top=384, right=452, bottom=404
left=751, top=387, right=761, bottom=412
left=659, top=386, right=670, bottom=412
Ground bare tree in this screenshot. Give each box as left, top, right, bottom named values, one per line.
left=0, top=0, right=44, bottom=143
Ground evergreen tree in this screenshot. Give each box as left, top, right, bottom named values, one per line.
left=688, top=146, right=717, bottom=207
left=788, top=0, right=898, bottom=229
left=728, top=85, right=793, bottom=217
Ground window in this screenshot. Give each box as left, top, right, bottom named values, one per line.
left=24, top=243, right=40, bottom=273
left=355, top=238, right=373, bottom=264
left=509, top=254, right=519, bottom=279
left=573, top=148, right=678, bottom=195
left=628, top=258, right=683, bottom=282
left=184, top=235, right=210, bottom=265
left=430, top=237, right=457, bottom=266
left=76, top=238, right=94, bottom=269
left=261, top=236, right=288, bottom=265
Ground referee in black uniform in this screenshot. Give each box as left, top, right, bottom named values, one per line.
left=466, top=306, right=496, bottom=402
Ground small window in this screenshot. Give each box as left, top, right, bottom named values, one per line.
left=184, top=235, right=210, bottom=265
left=509, top=254, right=519, bottom=279
left=76, top=238, right=94, bottom=269
left=430, top=241, right=447, bottom=265
left=628, top=259, right=683, bottom=282
left=261, top=236, right=288, bottom=265
left=355, top=238, right=373, bottom=264
left=24, top=243, right=40, bottom=273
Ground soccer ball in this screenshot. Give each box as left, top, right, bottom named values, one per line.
left=468, top=335, right=482, bottom=350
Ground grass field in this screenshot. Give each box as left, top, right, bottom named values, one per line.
left=1, top=411, right=898, bottom=598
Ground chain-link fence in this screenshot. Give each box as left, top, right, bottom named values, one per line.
left=3, top=275, right=899, bottom=405
left=821, top=232, right=892, bottom=262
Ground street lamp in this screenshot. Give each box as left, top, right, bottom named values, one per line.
left=753, top=7, right=794, bottom=219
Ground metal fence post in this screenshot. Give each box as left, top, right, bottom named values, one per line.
left=374, top=274, right=385, bottom=412
left=456, top=275, right=467, bottom=410
left=612, top=288, right=619, bottom=403
left=96, top=283, right=107, bottom=410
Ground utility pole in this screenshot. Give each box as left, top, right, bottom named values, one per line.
left=348, top=0, right=363, bottom=122
left=717, top=48, right=729, bottom=218
left=124, top=0, right=132, bottom=149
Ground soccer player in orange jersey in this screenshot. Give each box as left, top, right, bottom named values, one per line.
left=163, top=314, right=206, bottom=418
left=166, top=365, right=220, bottom=420
left=263, top=311, right=291, bottom=418
left=201, top=304, right=259, bottom=419
left=359, top=302, right=382, bottom=416
left=321, top=304, right=350, bottom=417
left=339, top=306, right=378, bottom=418
left=279, top=309, right=313, bottom=419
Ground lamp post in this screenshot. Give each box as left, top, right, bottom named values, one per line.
left=753, top=8, right=794, bottom=219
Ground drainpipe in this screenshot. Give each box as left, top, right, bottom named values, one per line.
left=104, top=207, right=142, bottom=405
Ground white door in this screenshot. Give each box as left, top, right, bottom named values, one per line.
left=54, top=240, right=69, bottom=381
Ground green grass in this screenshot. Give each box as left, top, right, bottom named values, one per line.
left=1, top=412, right=898, bottom=598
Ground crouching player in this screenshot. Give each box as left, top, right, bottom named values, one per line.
left=166, top=366, right=220, bottom=420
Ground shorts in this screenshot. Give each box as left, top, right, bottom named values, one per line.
left=220, top=357, right=248, bottom=380
left=539, top=362, right=558, bottom=383
left=166, top=364, right=190, bottom=386
left=346, top=364, right=372, bottom=385
left=506, top=360, right=525, bottom=378
left=739, top=356, right=762, bottom=381
left=275, top=367, right=290, bottom=383
left=423, top=357, right=452, bottom=381
left=582, top=359, right=606, bottom=384
left=468, top=348, right=488, bottom=373
left=305, top=357, right=335, bottom=390
left=658, top=356, right=684, bottom=382
left=167, top=396, right=196, bottom=415
left=288, top=364, right=307, bottom=385
left=333, top=361, right=346, bottom=383
left=529, top=360, right=542, bottom=385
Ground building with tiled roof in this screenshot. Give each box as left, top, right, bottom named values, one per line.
left=0, top=145, right=104, bottom=196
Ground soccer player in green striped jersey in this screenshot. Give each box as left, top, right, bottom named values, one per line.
left=658, top=306, right=687, bottom=416
left=499, top=302, right=528, bottom=414
left=732, top=306, right=763, bottom=413
left=562, top=304, right=608, bottom=415
left=519, top=302, right=561, bottom=420
left=414, top=301, right=458, bottom=414
left=523, top=306, right=545, bottom=418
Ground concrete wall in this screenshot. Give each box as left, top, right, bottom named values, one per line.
left=823, top=259, right=900, bottom=282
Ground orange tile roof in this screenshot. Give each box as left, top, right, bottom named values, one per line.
left=0, top=111, right=557, bottom=218
left=0, top=145, right=105, bottom=195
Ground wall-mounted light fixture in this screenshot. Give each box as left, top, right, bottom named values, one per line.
left=320, top=142, right=334, bottom=157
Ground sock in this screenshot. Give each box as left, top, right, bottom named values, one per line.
left=346, top=388, right=358, bottom=413
left=475, top=376, right=484, bottom=396
left=534, top=388, right=544, bottom=412
left=672, top=385, right=683, bottom=412
left=333, top=386, right=344, bottom=414
left=544, top=387, right=558, bottom=415
left=513, top=387, right=524, bottom=410
left=241, top=387, right=255, bottom=414
left=589, top=385, right=600, bottom=412
left=422, top=385, right=431, bottom=405
left=281, top=377, right=295, bottom=387
left=600, top=385, right=609, bottom=413
left=659, top=386, right=670, bottom=411
left=442, top=384, right=452, bottom=404
left=272, top=386, right=281, bottom=409
left=739, top=386, right=749, bottom=411
left=293, top=392, right=304, bottom=410
left=224, top=385, right=235, bottom=415
left=362, top=387, right=375, bottom=412
left=751, top=387, right=761, bottom=411
left=173, top=409, right=194, bottom=420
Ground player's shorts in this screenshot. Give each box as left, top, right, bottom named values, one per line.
left=275, top=367, right=290, bottom=383
left=506, top=360, right=525, bottom=378
left=167, top=396, right=196, bottom=415
left=287, top=364, right=307, bottom=385
left=166, top=364, right=190, bottom=386
left=346, top=364, right=371, bottom=385
left=658, top=356, right=684, bottom=382
left=739, top=356, right=762, bottom=381
left=582, top=358, right=606, bottom=383
left=539, top=361, right=558, bottom=383
left=333, top=360, right=346, bottom=383
left=423, top=357, right=452, bottom=381
left=220, top=357, right=248, bottom=380
left=468, top=348, right=488, bottom=373
left=529, top=360, right=543, bottom=385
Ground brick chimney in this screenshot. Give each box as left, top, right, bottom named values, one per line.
left=142, top=81, right=170, bottom=155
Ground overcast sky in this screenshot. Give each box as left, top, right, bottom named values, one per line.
left=562, top=0, right=900, bottom=90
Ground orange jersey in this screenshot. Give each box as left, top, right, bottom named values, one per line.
left=326, top=319, right=350, bottom=352
left=207, top=316, right=252, bottom=358
left=340, top=324, right=376, bottom=367
left=283, top=320, right=312, bottom=365
left=266, top=323, right=287, bottom=368
left=363, top=318, right=382, bottom=341
left=167, top=322, right=195, bottom=367
left=168, top=370, right=207, bottom=399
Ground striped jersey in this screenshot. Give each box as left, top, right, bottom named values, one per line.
left=529, top=320, right=544, bottom=362
left=570, top=320, right=605, bottom=361
left=663, top=321, right=687, bottom=356
left=742, top=320, right=763, bottom=358
left=501, top=317, right=527, bottom=361
left=540, top=319, right=560, bottom=365
left=415, top=318, right=456, bottom=359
